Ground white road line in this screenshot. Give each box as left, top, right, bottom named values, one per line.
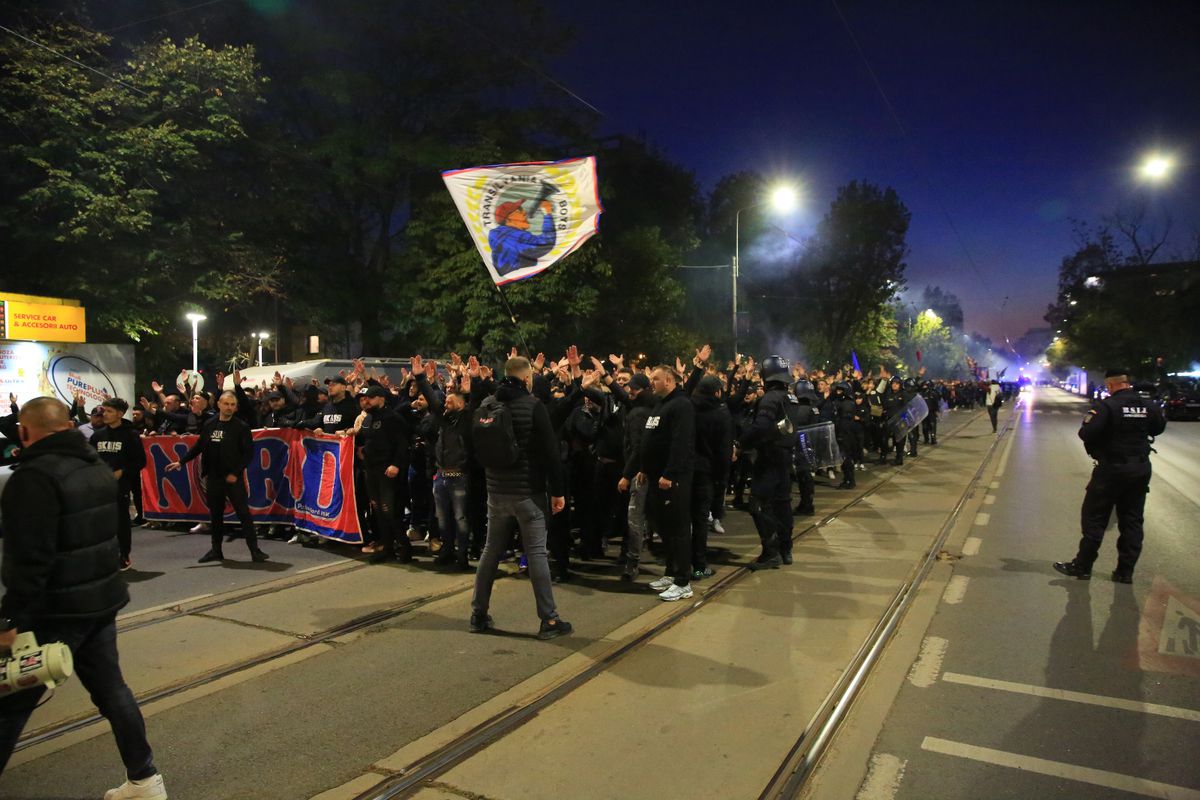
left=995, top=425, right=1017, bottom=477
left=962, top=537, right=982, bottom=556
left=983, top=494, right=996, bottom=505
left=942, top=576, right=970, bottom=605
left=907, top=636, right=948, bottom=688
left=942, top=672, right=1200, bottom=722
left=989, top=481, right=1000, bottom=490
left=920, top=736, right=1200, bottom=800
left=974, top=512, right=990, bottom=527
left=856, top=753, right=908, bottom=800
left=117, top=593, right=213, bottom=621
left=295, top=561, right=350, bottom=575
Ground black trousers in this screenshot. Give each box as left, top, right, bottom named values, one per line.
left=583, top=459, right=623, bottom=555
left=1076, top=463, right=1151, bottom=573
left=649, top=477, right=692, bottom=586
left=750, top=462, right=792, bottom=556
left=115, top=488, right=132, bottom=561
left=690, top=473, right=714, bottom=571
left=206, top=474, right=258, bottom=553
left=793, top=465, right=814, bottom=512
left=922, top=413, right=938, bottom=442
left=0, top=616, right=155, bottom=780
left=365, top=468, right=411, bottom=555
left=129, top=470, right=143, bottom=518
left=987, top=405, right=999, bottom=432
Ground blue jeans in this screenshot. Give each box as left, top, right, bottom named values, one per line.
left=472, top=494, right=558, bottom=622
left=0, top=615, right=156, bottom=779
left=433, top=473, right=470, bottom=556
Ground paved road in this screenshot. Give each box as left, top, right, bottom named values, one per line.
left=848, top=388, right=1200, bottom=800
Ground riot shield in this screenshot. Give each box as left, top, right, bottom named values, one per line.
left=795, top=421, right=841, bottom=471
left=888, top=393, right=929, bottom=439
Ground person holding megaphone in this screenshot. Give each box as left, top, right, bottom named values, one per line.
left=0, top=397, right=167, bottom=798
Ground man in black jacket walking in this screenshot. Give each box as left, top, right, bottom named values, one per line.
left=91, top=398, right=147, bottom=570
left=358, top=385, right=414, bottom=564
left=167, top=392, right=268, bottom=564
left=640, top=365, right=696, bottom=601
left=0, top=398, right=167, bottom=798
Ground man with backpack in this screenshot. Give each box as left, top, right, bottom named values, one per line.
left=469, top=356, right=572, bottom=640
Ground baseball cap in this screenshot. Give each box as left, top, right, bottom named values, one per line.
left=628, top=374, right=650, bottom=391
left=325, top=375, right=349, bottom=386
left=364, top=385, right=388, bottom=399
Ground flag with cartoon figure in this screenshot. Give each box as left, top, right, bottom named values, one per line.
left=441, top=156, right=602, bottom=285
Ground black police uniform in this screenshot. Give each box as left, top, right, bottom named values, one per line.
left=791, top=381, right=819, bottom=516
left=1056, top=384, right=1165, bottom=581
left=739, top=357, right=799, bottom=568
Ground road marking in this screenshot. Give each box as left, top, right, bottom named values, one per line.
left=983, top=494, right=996, bottom=505
left=907, top=636, right=948, bottom=688
left=1159, top=595, right=1200, bottom=659
left=989, top=481, right=1000, bottom=490
left=920, top=736, right=1200, bottom=799
left=295, top=561, right=350, bottom=575
left=942, top=672, right=1200, bottom=722
left=995, top=425, right=1017, bottom=477
left=962, top=537, right=982, bottom=556
left=942, top=576, right=970, bottom=605
left=856, top=753, right=907, bottom=800
left=974, top=512, right=990, bottom=527
left=118, top=593, right=213, bottom=621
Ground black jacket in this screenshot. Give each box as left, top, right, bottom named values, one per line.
left=484, top=378, right=565, bottom=498
left=692, top=392, right=733, bottom=483
left=313, top=394, right=360, bottom=433
left=739, top=385, right=796, bottom=466
left=360, top=405, right=412, bottom=470
left=1, top=430, right=129, bottom=630
left=179, top=416, right=255, bottom=478
left=90, top=419, right=147, bottom=483
left=1079, top=387, right=1166, bottom=463
left=621, top=390, right=656, bottom=481
left=640, top=386, right=695, bottom=483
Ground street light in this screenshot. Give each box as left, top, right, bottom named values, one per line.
left=254, top=331, right=270, bottom=367
left=185, top=312, right=206, bottom=373
left=734, top=183, right=799, bottom=356
left=1138, top=153, right=1173, bottom=182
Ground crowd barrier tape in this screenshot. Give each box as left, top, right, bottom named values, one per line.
left=140, top=430, right=362, bottom=543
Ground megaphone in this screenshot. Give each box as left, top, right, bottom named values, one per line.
left=0, top=633, right=73, bottom=695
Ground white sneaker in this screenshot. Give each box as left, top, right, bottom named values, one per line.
left=105, top=773, right=167, bottom=799
left=649, top=575, right=675, bottom=591
left=287, top=534, right=301, bottom=544
left=659, top=583, right=694, bottom=602
left=710, top=518, right=725, bottom=534
left=189, top=523, right=208, bottom=533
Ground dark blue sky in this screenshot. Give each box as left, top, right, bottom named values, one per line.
left=551, top=1, right=1200, bottom=343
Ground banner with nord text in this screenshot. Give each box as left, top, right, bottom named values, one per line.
left=140, top=430, right=362, bottom=543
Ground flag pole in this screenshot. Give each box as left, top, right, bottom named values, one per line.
left=491, top=279, right=532, bottom=356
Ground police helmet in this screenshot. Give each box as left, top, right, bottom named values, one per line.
left=903, top=377, right=918, bottom=390
left=760, top=355, right=791, bottom=384
left=794, top=379, right=819, bottom=404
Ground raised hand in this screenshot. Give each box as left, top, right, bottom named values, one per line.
left=425, top=359, right=437, bottom=380
left=694, top=343, right=712, bottom=366
left=233, top=369, right=241, bottom=386
left=284, top=376, right=295, bottom=389
left=589, top=355, right=604, bottom=372
left=510, top=346, right=519, bottom=360
left=533, top=352, right=546, bottom=371
left=675, top=356, right=686, bottom=376
left=608, top=353, right=624, bottom=369
left=565, top=345, right=581, bottom=368
left=150, top=381, right=163, bottom=394
left=467, top=355, right=481, bottom=379
left=450, top=352, right=463, bottom=368
left=480, top=365, right=493, bottom=380
left=411, top=354, right=424, bottom=375
left=581, top=369, right=600, bottom=389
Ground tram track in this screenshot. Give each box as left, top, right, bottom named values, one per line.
left=16, top=405, right=1003, bottom=798
left=348, top=408, right=1006, bottom=800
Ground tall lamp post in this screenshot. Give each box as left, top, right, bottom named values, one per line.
left=255, top=331, right=270, bottom=367
left=733, top=185, right=798, bottom=357
left=185, top=312, right=206, bottom=373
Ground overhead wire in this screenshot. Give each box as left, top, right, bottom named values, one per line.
left=100, top=0, right=232, bottom=34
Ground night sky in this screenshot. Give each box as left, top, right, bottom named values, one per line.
left=551, top=1, right=1200, bottom=344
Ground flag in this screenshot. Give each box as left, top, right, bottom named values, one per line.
left=442, top=156, right=603, bottom=286
left=851, top=351, right=861, bottom=374
left=916, top=350, right=923, bottom=363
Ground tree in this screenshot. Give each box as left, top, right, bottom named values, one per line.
left=895, top=307, right=966, bottom=378
left=919, top=285, right=964, bottom=331
left=788, top=181, right=911, bottom=365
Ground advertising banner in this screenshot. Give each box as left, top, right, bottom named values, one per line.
left=1, top=300, right=86, bottom=343
left=0, top=340, right=134, bottom=408
left=141, top=429, right=362, bottom=543
left=442, top=155, right=603, bottom=286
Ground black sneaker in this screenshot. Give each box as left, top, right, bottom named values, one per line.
left=780, top=552, right=794, bottom=565
left=198, top=549, right=224, bottom=564
left=793, top=505, right=815, bottom=517
left=469, top=612, right=494, bottom=633
left=250, top=549, right=270, bottom=563
left=1111, top=570, right=1133, bottom=584
left=132, top=516, right=147, bottom=527
left=396, top=549, right=414, bottom=564
left=369, top=550, right=394, bottom=564
left=537, top=618, right=573, bottom=640
left=747, top=554, right=782, bottom=571
left=1053, top=560, right=1091, bottom=580
left=619, top=571, right=635, bottom=583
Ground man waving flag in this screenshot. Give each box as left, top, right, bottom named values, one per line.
left=442, top=156, right=602, bottom=285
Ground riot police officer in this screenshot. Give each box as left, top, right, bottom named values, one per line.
left=1054, top=368, right=1166, bottom=583
left=791, top=379, right=820, bottom=516
left=737, top=355, right=801, bottom=569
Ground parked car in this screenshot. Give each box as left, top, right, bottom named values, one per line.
left=1159, top=380, right=1200, bottom=421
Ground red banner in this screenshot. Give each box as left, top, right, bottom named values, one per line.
left=140, top=430, right=362, bottom=543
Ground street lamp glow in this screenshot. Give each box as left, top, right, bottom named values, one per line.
left=185, top=312, right=206, bottom=323
left=1139, top=154, right=1173, bottom=182
left=770, top=185, right=797, bottom=213
left=920, top=308, right=941, bottom=324
left=255, top=331, right=271, bottom=367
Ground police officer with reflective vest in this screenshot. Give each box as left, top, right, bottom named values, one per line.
left=738, top=355, right=800, bottom=570
left=1054, top=368, right=1166, bottom=583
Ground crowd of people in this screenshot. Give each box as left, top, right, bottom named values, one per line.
left=1, top=348, right=1005, bottom=597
